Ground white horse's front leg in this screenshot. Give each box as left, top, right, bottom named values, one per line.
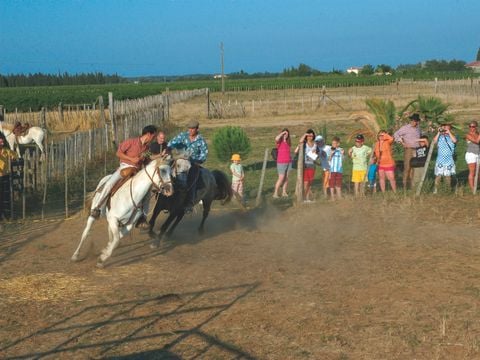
left=97, top=216, right=121, bottom=267
left=71, top=216, right=96, bottom=261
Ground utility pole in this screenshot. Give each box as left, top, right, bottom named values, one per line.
left=220, top=42, right=225, bottom=95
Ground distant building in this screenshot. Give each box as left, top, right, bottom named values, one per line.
left=213, top=74, right=228, bottom=79
left=465, top=61, right=480, bottom=73
left=346, top=66, right=362, bottom=75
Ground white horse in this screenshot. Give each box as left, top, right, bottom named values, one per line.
left=71, top=156, right=174, bottom=267
left=0, top=122, right=45, bottom=156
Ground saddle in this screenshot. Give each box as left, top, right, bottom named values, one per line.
left=105, top=167, right=138, bottom=209
left=13, top=122, right=31, bottom=137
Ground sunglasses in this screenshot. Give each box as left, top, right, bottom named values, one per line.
left=469, top=125, right=477, bottom=128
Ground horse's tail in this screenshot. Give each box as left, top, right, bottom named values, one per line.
left=212, top=170, right=232, bottom=204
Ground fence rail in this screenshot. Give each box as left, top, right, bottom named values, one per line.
left=0, top=89, right=207, bottom=221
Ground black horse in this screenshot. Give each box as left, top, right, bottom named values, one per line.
left=149, top=167, right=232, bottom=248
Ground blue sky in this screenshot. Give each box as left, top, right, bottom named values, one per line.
left=0, top=0, right=479, bottom=76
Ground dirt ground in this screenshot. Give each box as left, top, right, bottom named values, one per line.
left=1, top=194, right=480, bottom=359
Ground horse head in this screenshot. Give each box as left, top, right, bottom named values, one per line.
left=149, top=155, right=174, bottom=197
left=170, top=149, right=192, bottom=185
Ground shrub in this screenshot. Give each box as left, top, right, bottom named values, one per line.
left=212, top=126, right=251, bottom=162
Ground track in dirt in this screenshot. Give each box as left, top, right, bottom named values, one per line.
left=1, top=196, right=480, bottom=359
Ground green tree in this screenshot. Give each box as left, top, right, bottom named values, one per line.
left=375, top=64, right=393, bottom=74
left=212, top=126, right=251, bottom=162
left=477, top=47, right=480, bottom=61
left=361, top=64, right=374, bottom=75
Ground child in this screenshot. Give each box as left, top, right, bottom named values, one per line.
left=367, top=158, right=378, bottom=193
left=348, top=134, right=372, bottom=196
left=314, top=135, right=331, bottom=197
left=328, top=136, right=344, bottom=200
left=410, top=135, right=429, bottom=187
left=230, top=153, right=245, bottom=204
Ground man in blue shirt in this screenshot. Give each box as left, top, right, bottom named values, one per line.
left=168, top=119, right=208, bottom=213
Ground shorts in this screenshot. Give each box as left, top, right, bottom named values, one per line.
left=303, top=167, right=315, bottom=183
left=329, top=172, right=343, bottom=188
left=378, top=165, right=395, bottom=172
left=277, top=162, right=291, bottom=175
left=351, top=170, right=367, bottom=183
left=434, top=163, right=456, bottom=176
left=465, top=152, right=479, bottom=165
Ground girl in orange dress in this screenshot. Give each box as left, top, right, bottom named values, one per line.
left=373, top=130, right=397, bottom=193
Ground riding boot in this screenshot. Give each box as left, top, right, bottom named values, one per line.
left=90, top=168, right=123, bottom=218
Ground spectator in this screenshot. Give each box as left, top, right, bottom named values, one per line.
left=367, top=157, right=378, bottom=193
left=394, top=113, right=421, bottom=190
left=433, top=122, right=457, bottom=193
left=273, top=128, right=291, bottom=198
left=150, top=130, right=168, bottom=155
left=295, top=129, right=318, bottom=202
left=374, top=130, right=397, bottom=193
left=348, top=134, right=372, bottom=196
left=464, top=121, right=480, bottom=192
left=314, top=135, right=331, bottom=197
left=230, top=153, right=245, bottom=204
left=0, top=136, right=18, bottom=220
left=328, top=136, right=344, bottom=200
left=410, top=135, right=430, bottom=187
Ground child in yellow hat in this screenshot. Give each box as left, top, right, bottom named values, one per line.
left=230, top=154, right=245, bottom=204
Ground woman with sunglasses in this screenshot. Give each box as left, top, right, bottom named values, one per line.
left=295, top=129, right=318, bottom=202
left=465, top=121, right=480, bottom=192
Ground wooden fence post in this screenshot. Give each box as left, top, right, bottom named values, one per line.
left=473, top=158, right=480, bottom=195
left=206, top=88, right=210, bottom=118
left=58, top=103, right=64, bottom=124
left=256, top=148, right=269, bottom=207
left=296, top=145, right=304, bottom=204
left=0, top=105, right=4, bottom=122
left=108, top=92, right=117, bottom=147
left=416, top=141, right=436, bottom=196
left=41, top=140, right=49, bottom=220
left=64, top=138, right=69, bottom=218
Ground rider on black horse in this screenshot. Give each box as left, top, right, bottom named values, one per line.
left=167, top=119, right=208, bottom=213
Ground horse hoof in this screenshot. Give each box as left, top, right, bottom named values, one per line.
left=71, top=255, right=79, bottom=262
left=150, top=242, right=159, bottom=250
left=96, top=261, right=105, bottom=269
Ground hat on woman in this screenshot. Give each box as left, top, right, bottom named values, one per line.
left=231, top=154, right=241, bottom=161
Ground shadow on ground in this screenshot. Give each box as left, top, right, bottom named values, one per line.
left=0, top=283, right=260, bottom=359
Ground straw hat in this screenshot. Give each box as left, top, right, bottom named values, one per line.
left=231, top=154, right=241, bottom=161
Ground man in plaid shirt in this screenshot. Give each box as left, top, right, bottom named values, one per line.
left=168, top=119, right=208, bottom=213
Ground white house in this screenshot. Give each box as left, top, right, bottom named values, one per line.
left=346, top=66, right=362, bottom=75
left=465, top=61, right=480, bottom=73
left=213, top=74, right=227, bottom=79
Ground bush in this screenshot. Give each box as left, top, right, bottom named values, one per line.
left=212, top=126, right=251, bottom=162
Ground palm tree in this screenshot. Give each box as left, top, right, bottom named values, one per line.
left=398, top=96, right=452, bottom=128
left=348, top=98, right=397, bottom=141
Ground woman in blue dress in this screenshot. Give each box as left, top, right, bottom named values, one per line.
left=433, top=123, right=457, bottom=193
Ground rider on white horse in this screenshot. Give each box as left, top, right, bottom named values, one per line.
left=90, top=125, right=157, bottom=225
left=167, top=119, right=208, bottom=213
